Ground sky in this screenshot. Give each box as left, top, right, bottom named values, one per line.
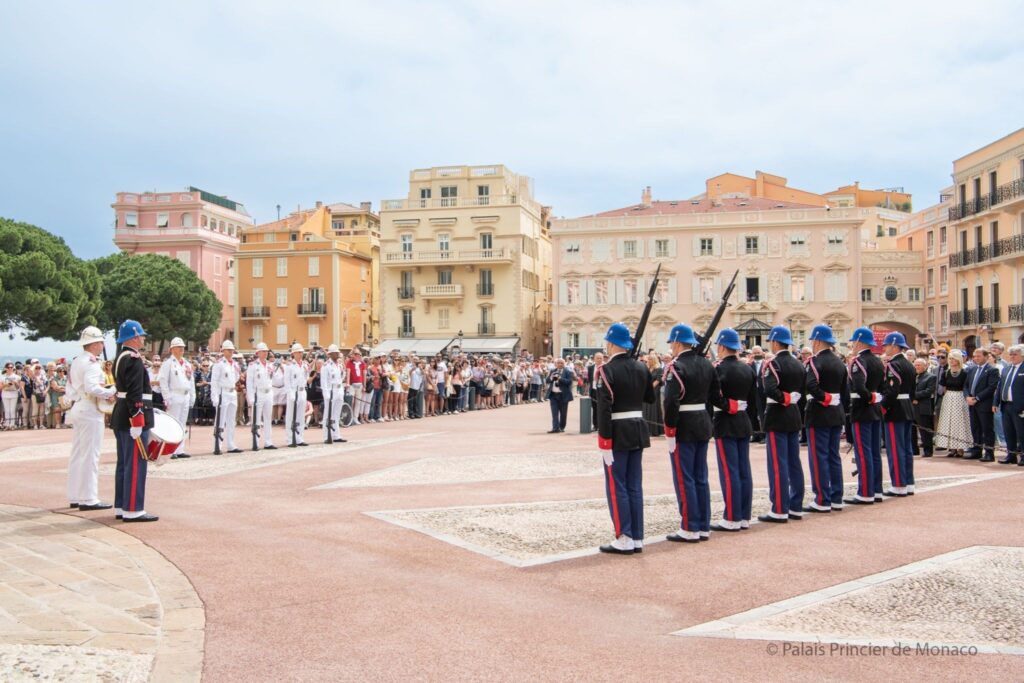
left=2, top=0, right=1023, bottom=358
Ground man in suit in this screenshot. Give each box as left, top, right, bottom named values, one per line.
left=750, top=346, right=766, bottom=444
left=546, top=357, right=575, bottom=433
left=990, top=342, right=1008, bottom=448
left=994, top=344, right=1024, bottom=465
left=586, top=352, right=604, bottom=430
left=965, top=348, right=999, bottom=461
left=912, top=358, right=936, bottom=457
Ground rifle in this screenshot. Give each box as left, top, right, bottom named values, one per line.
left=213, top=391, right=223, bottom=455
left=289, top=386, right=301, bottom=448
left=695, top=269, right=740, bottom=357
left=326, top=385, right=334, bottom=445
left=251, top=389, right=260, bottom=451
left=629, top=263, right=662, bottom=359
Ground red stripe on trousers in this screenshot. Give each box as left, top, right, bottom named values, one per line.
left=129, top=438, right=139, bottom=512
left=854, top=422, right=868, bottom=497
left=716, top=438, right=733, bottom=521
left=809, top=427, right=822, bottom=505
left=768, top=432, right=782, bottom=514
left=888, top=421, right=901, bottom=488
left=672, top=443, right=689, bottom=531
left=606, top=463, right=621, bottom=537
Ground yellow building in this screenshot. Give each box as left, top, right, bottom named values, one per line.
left=946, top=127, right=1024, bottom=348
left=896, top=189, right=954, bottom=345
left=235, top=204, right=372, bottom=353
left=326, top=201, right=381, bottom=342
left=378, top=165, right=551, bottom=356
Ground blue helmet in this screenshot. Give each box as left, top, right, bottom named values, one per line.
left=883, top=331, right=909, bottom=349
left=667, top=324, right=699, bottom=346
left=715, top=328, right=742, bottom=351
left=766, top=325, right=793, bottom=346
left=849, top=326, right=875, bottom=346
left=808, top=324, right=837, bottom=345
left=116, top=319, right=147, bottom=343
left=604, top=322, right=634, bottom=350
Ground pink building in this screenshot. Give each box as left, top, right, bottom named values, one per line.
left=112, top=187, right=254, bottom=349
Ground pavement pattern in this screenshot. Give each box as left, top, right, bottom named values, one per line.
left=1, top=401, right=1023, bottom=681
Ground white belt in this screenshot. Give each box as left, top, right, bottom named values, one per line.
left=116, top=392, right=153, bottom=400
left=678, top=404, right=705, bottom=412
left=897, top=393, right=910, bottom=400
left=611, top=410, right=642, bottom=420
left=172, top=389, right=191, bottom=395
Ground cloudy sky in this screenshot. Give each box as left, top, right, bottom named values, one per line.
left=2, top=0, right=1023, bottom=357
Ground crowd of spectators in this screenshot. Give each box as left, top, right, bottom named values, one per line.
left=1, top=359, right=73, bottom=431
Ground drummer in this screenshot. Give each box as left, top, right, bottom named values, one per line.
left=111, top=319, right=158, bottom=522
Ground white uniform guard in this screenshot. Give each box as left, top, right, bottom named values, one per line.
left=211, top=340, right=242, bottom=453
left=284, top=343, right=310, bottom=447
left=246, top=342, right=276, bottom=448
left=322, top=344, right=346, bottom=442
left=66, top=327, right=116, bottom=508
left=158, top=337, right=195, bottom=458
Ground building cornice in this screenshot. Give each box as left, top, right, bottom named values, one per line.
left=551, top=208, right=870, bottom=235
left=952, top=140, right=1024, bottom=182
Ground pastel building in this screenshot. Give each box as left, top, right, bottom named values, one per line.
left=550, top=174, right=921, bottom=356
left=896, top=189, right=954, bottom=345
left=112, top=187, right=253, bottom=349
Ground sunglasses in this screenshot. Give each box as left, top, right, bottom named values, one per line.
left=937, top=355, right=947, bottom=359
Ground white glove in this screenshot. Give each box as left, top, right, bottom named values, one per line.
left=827, top=394, right=841, bottom=407
left=735, top=400, right=748, bottom=411
left=129, top=425, right=142, bottom=439
left=871, top=392, right=884, bottom=405
left=789, top=391, right=802, bottom=405
left=602, top=450, right=614, bottom=467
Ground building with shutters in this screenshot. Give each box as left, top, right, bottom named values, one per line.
left=234, top=203, right=372, bottom=354
left=895, top=190, right=954, bottom=346
left=550, top=175, right=921, bottom=356
left=377, top=165, right=552, bottom=356
left=112, top=187, right=254, bottom=350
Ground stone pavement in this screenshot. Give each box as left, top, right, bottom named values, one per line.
left=1, top=400, right=1023, bottom=681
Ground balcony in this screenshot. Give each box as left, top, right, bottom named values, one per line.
left=241, top=306, right=270, bottom=319
left=979, top=307, right=1001, bottom=324
left=948, top=178, right=1024, bottom=221
left=397, top=287, right=415, bottom=301
left=419, top=284, right=464, bottom=299
left=949, top=234, right=1024, bottom=269
left=382, top=248, right=513, bottom=266
left=297, top=303, right=327, bottom=317
left=948, top=310, right=977, bottom=328
left=381, top=194, right=539, bottom=214
left=398, top=326, right=415, bottom=338
left=477, top=282, right=494, bottom=296
left=478, top=323, right=496, bottom=336
left=1009, top=304, right=1024, bottom=323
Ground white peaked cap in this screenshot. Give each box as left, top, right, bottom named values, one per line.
left=327, top=344, right=340, bottom=353
left=290, top=343, right=304, bottom=353
left=255, top=342, right=269, bottom=352
left=169, top=337, right=186, bottom=349
left=221, top=340, right=236, bottom=351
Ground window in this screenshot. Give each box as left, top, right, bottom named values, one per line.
left=699, top=277, right=714, bottom=303
left=440, top=185, right=457, bottom=207
left=308, top=256, right=319, bottom=276
left=400, top=234, right=413, bottom=256
left=876, top=225, right=884, bottom=237
left=332, top=220, right=344, bottom=231
left=623, top=240, right=638, bottom=258
left=563, top=241, right=581, bottom=258
left=700, top=238, right=714, bottom=256
left=307, top=324, right=319, bottom=346
left=276, top=288, right=287, bottom=307
left=252, top=258, right=263, bottom=278
left=908, top=287, right=922, bottom=302
left=566, top=281, right=580, bottom=305
left=884, top=285, right=899, bottom=302
left=927, top=269, right=934, bottom=295
left=303, top=287, right=325, bottom=309
left=214, top=256, right=222, bottom=275
left=252, top=288, right=264, bottom=307
left=991, top=220, right=999, bottom=244
left=479, top=269, right=493, bottom=295
left=745, top=277, right=760, bottom=302
left=624, top=279, right=638, bottom=305
left=828, top=235, right=844, bottom=246
left=360, top=266, right=367, bottom=281
left=825, top=273, right=847, bottom=302
left=438, top=269, right=452, bottom=285
left=156, top=213, right=169, bottom=228
left=939, top=265, right=948, bottom=294
left=437, top=233, right=450, bottom=253
left=861, top=288, right=873, bottom=302
left=350, top=219, right=357, bottom=229
left=125, top=212, right=138, bottom=227
left=480, top=233, right=493, bottom=251
left=656, top=278, right=669, bottom=303
left=402, top=309, right=413, bottom=331
left=567, top=332, right=580, bottom=348
left=888, top=226, right=897, bottom=237
left=228, top=281, right=236, bottom=306
left=277, top=257, right=287, bottom=277
left=939, top=226, right=947, bottom=254
left=201, top=215, right=208, bottom=228
left=476, top=185, right=490, bottom=205
left=940, top=304, right=948, bottom=331
left=790, top=276, right=806, bottom=302
left=928, top=306, right=935, bottom=331
left=789, top=235, right=806, bottom=247
left=926, top=231, right=934, bottom=257
left=218, top=220, right=225, bottom=232
left=276, top=324, right=288, bottom=345
left=252, top=325, right=264, bottom=345
left=265, top=232, right=275, bottom=243
left=655, top=239, right=670, bottom=257
left=595, top=279, right=608, bottom=305
left=343, top=310, right=348, bottom=334
left=438, top=308, right=450, bottom=329
left=745, top=236, right=759, bottom=254
left=182, top=213, right=193, bottom=228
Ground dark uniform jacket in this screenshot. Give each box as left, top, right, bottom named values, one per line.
left=711, top=355, right=756, bottom=439
left=913, top=371, right=936, bottom=417
left=804, top=348, right=848, bottom=428
left=848, top=349, right=884, bottom=423
left=596, top=353, right=653, bottom=451
left=881, top=353, right=917, bottom=423
left=663, top=349, right=718, bottom=442
left=761, top=350, right=804, bottom=433
left=110, top=346, right=154, bottom=432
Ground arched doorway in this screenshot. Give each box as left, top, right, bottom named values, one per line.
left=962, top=335, right=978, bottom=354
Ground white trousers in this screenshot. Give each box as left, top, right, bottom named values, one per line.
left=2, top=393, right=18, bottom=427
left=68, top=416, right=103, bottom=505
left=323, top=387, right=345, bottom=441
left=216, top=393, right=238, bottom=451
left=165, top=394, right=190, bottom=455
left=285, top=390, right=307, bottom=445
left=251, top=391, right=274, bottom=447
left=350, top=384, right=367, bottom=418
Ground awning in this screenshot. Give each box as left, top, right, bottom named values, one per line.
left=454, top=336, right=520, bottom=354
left=735, top=318, right=773, bottom=333
left=368, top=338, right=455, bottom=357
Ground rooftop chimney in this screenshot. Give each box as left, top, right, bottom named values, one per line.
left=315, top=201, right=323, bottom=209
left=360, top=201, right=372, bottom=212
left=641, top=186, right=652, bottom=208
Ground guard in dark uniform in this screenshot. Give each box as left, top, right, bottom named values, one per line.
left=663, top=324, right=719, bottom=542
left=758, top=325, right=805, bottom=523
left=709, top=328, right=756, bottom=531
left=881, top=332, right=917, bottom=497
left=111, top=319, right=158, bottom=522
left=803, top=324, right=848, bottom=512
left=843, top=326, right=885, bottom=505
left=595, top=322, right=654, bottom=555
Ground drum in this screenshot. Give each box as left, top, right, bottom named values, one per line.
left=98, top=386, right=116, bottom=414
left=146, top=408, right=185, bottom=466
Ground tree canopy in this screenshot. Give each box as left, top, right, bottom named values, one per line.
left=93, top=252, right=222, bottom=348
left=0, top=217, right=102, bottom=341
